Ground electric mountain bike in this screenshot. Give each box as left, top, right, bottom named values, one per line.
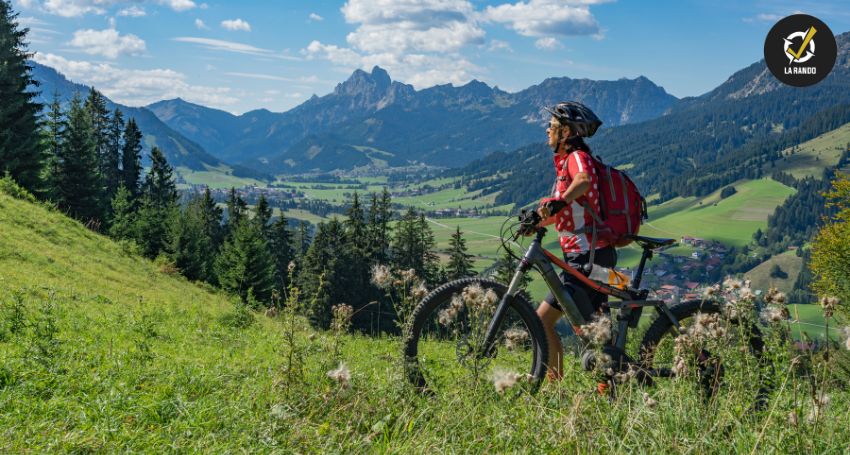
left=403, top=208, right=770, bottom=406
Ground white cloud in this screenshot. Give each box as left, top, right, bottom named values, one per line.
left=174, top=36, right=301, bottom=60
left=303, top=40, right=480, bottom=89
left=341, top=0, right=484, bottom=54
left=483, top=0, right=607, bottom=37
left=534, top=37, right=561, bottom=50
left=226, top=72, right=319, bottom=83
left=487, top=39, right=513, bottom=52
left=194, top=18, right=208, bottom=29
left=30, top=0, right=194, bottom=17
left=117, top=5, right=146, bottom=17
left=308, top=12, right=324, bottom=22
left=34, top=52, right=237, bottom=107
left=221, top=18, right=251, bottom=32
left=68, top=28, right=146, bottom=59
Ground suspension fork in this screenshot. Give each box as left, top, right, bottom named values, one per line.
left=480, top=237, right=537, bottom=357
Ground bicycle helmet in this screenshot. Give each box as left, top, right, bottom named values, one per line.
left=544, top=101, right=602, bottom=138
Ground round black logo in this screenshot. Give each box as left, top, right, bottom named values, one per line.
left=764, top=14, right=837, bottom=87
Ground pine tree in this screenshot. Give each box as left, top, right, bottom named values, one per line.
left=366, top=188, right=393, bottom=263
left=344, top=192, right=370, bottom=318
left=198, top=188, right=224, bottom=252
left=136, top=147, right=177, bottom=258
left=103, top=107, right=124, bottom=202
left=121, top=118, right=143, bottom=200
left=215, top=218, right=276, bottom=306
left=168, top=195, right=216, bottom=281
left=446, top=226, right=474, bottom=280
left=84, top=87, right=110, bottom=187
left=391, top=207, right=438, bottom=283
left=41, top=91, right=66, bottom=200
left=298, top=218, right=351, bottom=328
left=254, top=193, right=272, bottom=235
left=0, top=1, right=43, bottom=193
left=109, top=185, right=137, bottom=241
left=225, top=187, right=247, bottom=234
left=269, top=211, right=295, bottom=289
left=55, top=93, right=103, bottom=223
left=295, top=220, right=311, bottom=255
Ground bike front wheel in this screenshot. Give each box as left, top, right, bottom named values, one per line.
left=403, top=278, right=549, bottom=396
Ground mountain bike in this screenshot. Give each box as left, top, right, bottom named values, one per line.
left=403, top=206, right=770, bottom=405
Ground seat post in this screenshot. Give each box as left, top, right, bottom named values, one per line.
left=632, top=247, right=653, bottom=288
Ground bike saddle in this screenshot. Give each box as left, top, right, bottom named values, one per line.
left=623, top=234, right=676, bottom=250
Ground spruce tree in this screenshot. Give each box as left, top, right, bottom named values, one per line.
left=85, top=89, right=109, bottom=168
left=391, top=207, right=438, bottom=283
left=366, top=188, right=393, bottom=263
left=269, top=211, right=295, bottom=289
left=109, top=185, right=137, bottom=240
left=298, top=218, right=351, bottom=328
left=121, top=118, right=143, bottom=200
left=446, top=226, right=474, bottom=280
left=102, top=107, right=124, bottom=202
left=42, top=91, right=66, bottom=200
left=0, top=0, right=43, bottom=193
left=136, top=147, right=177, bottom=257
left=295, top=220, right=311, bottom=255
left=168, top=196, right=215, bottom=281
left=344, top=192, right=370, bottom=319
left=494, top=249, right=530, bottom=289
left=225, top=187, right=247, bottom=234
left=254, top=193, right=272, bottom=235
left=215, top=218, right=276, bottom=306
left=198, top=188, right=224, bottom=252
left=55, top=93, right=103, bottom=223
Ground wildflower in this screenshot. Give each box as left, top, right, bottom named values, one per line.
left=370, top=264, right=392, bottom=289
left=492, top=370, right=522, bottom=393
left=807, top=393, right=830, bottom=424
left=764, top=287, right=787, bottom=305
left=843, top=327, right=850, bottom=351
left=412, top=282, right=428, bottom=301
left=400, top=268, right=417, bottom=281
left=761, top=306, right=789, bottom=324
left=504, top=328, right=529, bottom=350
left=307, top=333, right=316, bottom=341
left=462, top=284, right=499, bottom=311
left=672, top=356, right=687, bottom=377
left=327, top=363, right=351, bottom=389
left=739, top=288, right=757, bottom=303
left=462, top=283, right=484, bottom=304
left=331, top=304, right=354, bottom=332
left=703, top=284, right=720, bottom=298
left=722, top=278, right=743, bottom=291
left=787, top=411, right=798, bottom=427
left=579, top=315, right=612, bottom=345
left=287, top=261, right=296, bottom=273
left=820, top=296, right=840, bottom=318
left=687, top=312, right=726, bottom=341
left=643, top=392, right=657, bottom=409
left=438, top=295, right=465, bottom=326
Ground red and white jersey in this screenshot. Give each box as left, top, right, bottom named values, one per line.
left=551, top=150, right=610, bottom=253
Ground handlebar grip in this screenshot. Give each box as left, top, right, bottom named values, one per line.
left=545, top=199, right=567, bottom=214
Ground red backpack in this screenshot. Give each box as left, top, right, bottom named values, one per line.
left=589, top=156, right=648, bottom=247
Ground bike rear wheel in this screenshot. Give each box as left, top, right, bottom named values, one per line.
left=403, top=278, right=549, bottom=396
left=639, top=299, right=771, bottom=409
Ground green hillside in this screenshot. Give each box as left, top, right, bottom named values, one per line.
left=744, top=250, right=804, bottom=296
left=768, top=121, right=850, bottom=179
left=639, top=178, right=796, bottom=247
left=2, top=185, right=848, bottom=452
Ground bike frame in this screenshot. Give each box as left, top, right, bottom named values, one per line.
left=482, top=227, right=681, bottom=356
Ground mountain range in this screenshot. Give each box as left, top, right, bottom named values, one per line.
left=29, top=62, right=266, bottom=180
left=146, top=67, right=678, bottom=173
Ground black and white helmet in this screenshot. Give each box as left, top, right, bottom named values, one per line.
left=544, top=101, right=602, bottom=138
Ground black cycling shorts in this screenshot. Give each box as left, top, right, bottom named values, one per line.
left=543, top=245, right=618, bottom=314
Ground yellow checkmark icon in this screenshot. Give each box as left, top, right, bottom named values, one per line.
left=786, top=26, right=817, bottom=60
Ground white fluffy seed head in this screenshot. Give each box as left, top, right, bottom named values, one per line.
left=327, top=363, right=351, bottom=388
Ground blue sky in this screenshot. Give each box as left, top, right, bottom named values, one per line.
left=13, top=0, right=850, bottom=114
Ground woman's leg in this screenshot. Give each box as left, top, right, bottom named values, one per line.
left=536, top=301, right=564, bottom=380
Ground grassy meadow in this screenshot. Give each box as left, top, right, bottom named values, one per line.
left=2, top=188, right=850, bottom=452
